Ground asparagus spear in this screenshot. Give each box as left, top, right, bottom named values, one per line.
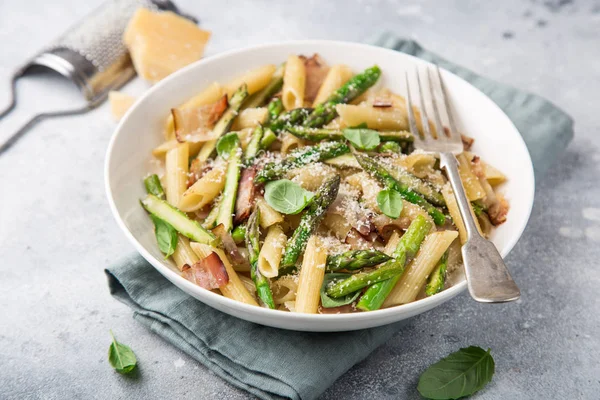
left=286, top=126, right=413, bottom=144
left=326, top=260, right=405, bottom=298
left=279, top=175, right=341, bottom=274
left=144, top=174, right=165, bottom=199
left=378, top=141, right=403, bottom=154
left=260, top=128, right=277, bottom=150
left=304, top=65, right=381, bottom=128
left=231, top=224, right=246, bottom=244
left=216, top=135, right=242, bottom=232
left=246, top=208, right=276, bottom=308
left=391, top=167, right=445, bottom=207
left=243, top=65, right=284, bottom=109
left=269, top=107, right=313, bottom=132
left=203, top=198, right=221, bottom=230
left=354, top=153, right=446, bottom=225
left=255, top=141, right=350, bottom=184
left=326, top=250, right=391, bottom=272
left=244, top=125, right=263, bottom=164
left=425, top=250, right=448, bottom=296
left=194, top=85, right=248, bottom=164
left=141, top=194, right=218, bottom=246
left=355, top=215, right=431, bottom=310
left=267, top=98, right=284, bottom=122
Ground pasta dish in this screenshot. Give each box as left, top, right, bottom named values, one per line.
left=140, top=54, right=509, bottom=314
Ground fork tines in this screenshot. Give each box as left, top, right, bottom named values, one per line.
left=405, top=66, right=463, bottom=154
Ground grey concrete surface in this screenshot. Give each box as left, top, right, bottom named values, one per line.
left=1, top=0, right=599, bottom=399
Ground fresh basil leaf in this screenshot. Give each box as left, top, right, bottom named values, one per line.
left=150, top=215, right=178, bottom=258
left=376, top=189, right=403, bottom=219
left=264, top=179, right=314, bottom=215
left=418, top=346, right=495, bottom=400
left=342, top=128, right=380, bottom=150
left=108, top=331, right=137, bottom=375
left=320, top=273, right=361, bottom=308
left=216, top=132, right=240, bottom=158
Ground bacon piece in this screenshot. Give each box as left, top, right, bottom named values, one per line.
left=173, top=95, right=228, bottom=143
left=470, top=155, right=486, bottom=179
left=461, top=134, right=474, bottom=151
left=212, top=224, right=250, bottom=269
left=372, top=98, right=393, bottom=108
left=488, top=195, right=509, bottom=226
left=234, top=166, right=257, bottom=224
left=301, top=54, right=330, bottom=104
left=181, top=252, right=229, bottom=289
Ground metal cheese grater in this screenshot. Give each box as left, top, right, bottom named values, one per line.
left=0, top=0, right=196, bottom=154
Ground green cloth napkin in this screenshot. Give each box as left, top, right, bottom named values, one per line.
left=105, top=34, right=574, bottom=400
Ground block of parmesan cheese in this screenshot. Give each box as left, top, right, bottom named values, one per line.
left=109, top=91, right=136, bottom=121
left=123, top=8, right=211, bottom=83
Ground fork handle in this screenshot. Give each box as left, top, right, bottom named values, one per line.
left=439, top=152, right=520, bottom=303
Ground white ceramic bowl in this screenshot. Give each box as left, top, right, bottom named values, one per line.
left=105, top=40, right=534, bottom=332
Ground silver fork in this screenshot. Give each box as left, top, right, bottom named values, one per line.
left=405, top=66, right=520, bottom=303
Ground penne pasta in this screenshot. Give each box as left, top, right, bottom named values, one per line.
left=272, top=276, right=298, bottom=305
left=345, top=172, right=382, bottom=211
left=224, top=64, right=277, bottom=98
left=282, top=55, right=306, bottom=110
left=237, top=127, right=255, bottom=151
left=336, top=104, right=408, bottom=130
left=255, top=198, right=284, bottom=229
left=179, top=159, right=227, bottom=212
left=295, top=236, right=327, bottom=314
left=238, top=275, right=257, bottom=298
left=280, top=132, right=307, bottom=155
left=257, top=225, right=287, bottom=278
left=483, top=161, right=507, bottom=186
left=384, top=230, right=458, bottom=307
left=457, top=153, right=485, bottom=201
left=322, top=213, right=353, bottom=240
left=400, top=200, right=437, bottom=232
left=384, top=231, right=402, bottom=256
left=164, top=82, right=223, bottom=140
left=312, top=64, right=353, bottom=106
left=231, top=107, right=269, bottom=131
left=190, top=243, right=258, bottom=306
left=153, top=139, right=203, bottom=158
left=165, top=142, right=189, bottom=207
left=288, top=163, right=336, bottom=192
left=171, top=235, right=199, bottom=270
left=394, top=152, right=437, bottom=178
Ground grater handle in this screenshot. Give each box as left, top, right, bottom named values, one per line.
left=0, top=92, right=106, bottom=155
left=0, top=69, right=25, bottom=119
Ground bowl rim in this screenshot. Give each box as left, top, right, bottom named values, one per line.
left=105, top=39, right=535, bottom=325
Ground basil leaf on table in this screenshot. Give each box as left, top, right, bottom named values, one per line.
left=150, top=215, right=178, bottom=258
left=216, top=132, right=240, bottom=158
left=264, top=179, right=314, bottom=214
left=108, top=331, right=138, bottom=375
left=376, top=188, right=403, bottom=218
left=320, top=273, right=361, bottom=308
left=418, top=346, right=495, bottom=400
left=342, top=128, right=380, bottom=150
